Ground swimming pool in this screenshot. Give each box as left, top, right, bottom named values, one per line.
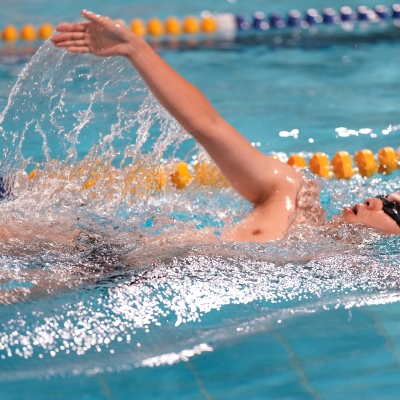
left=2, top=1, right=400, bottom=399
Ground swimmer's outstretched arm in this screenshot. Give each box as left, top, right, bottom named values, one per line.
left=52, top=11, right=301, bottom=206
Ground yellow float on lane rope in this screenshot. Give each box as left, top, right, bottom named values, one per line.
left=193, top=162, right=228, bottom=188
left=201, top=16, right=217, bottom=33
left=331, top=151, right=354, bottom=179
left=170, top=162, right=192, bottom=189
left=287, top=154, right=306, bottom=168
left=165, top=17, right=181, bottom=35
left=38, top=23, right=54, bottom=40
left=309, top=152, right=332, bottom=178
left=131, top=19, right=146, bottom=36
left=183, top=16, right=199, bottom=34
left=354, top=149, right=377, bottom=178
left=21, top=24, right=36, bottom=41
left=2, top=25, right=18, bottom=42
left=378, top=146, right=398, bottom=175
left=147, top=18, right=164, bottom=36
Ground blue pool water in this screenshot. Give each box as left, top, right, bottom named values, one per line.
left=2, top=1, right=400, bottom=399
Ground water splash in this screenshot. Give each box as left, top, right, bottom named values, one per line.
left=0, top=40, right=240, bottom=246
left=0, top=41, right=187, bottom=171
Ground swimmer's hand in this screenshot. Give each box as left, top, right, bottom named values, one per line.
left=51, top=10, right=137, bottom=57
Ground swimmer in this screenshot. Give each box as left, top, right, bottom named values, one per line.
left=51, top=10, right=400, bottom=241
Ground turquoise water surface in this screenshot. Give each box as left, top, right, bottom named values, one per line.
left=1, top=1, right=400, bottom=399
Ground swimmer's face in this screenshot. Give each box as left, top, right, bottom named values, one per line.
left=342, top=193, right=400, bottom=234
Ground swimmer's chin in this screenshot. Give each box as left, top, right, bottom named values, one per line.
left=323, top=214, right=364, bottom=231
left=340, top=207, right=355, bottom=223
left=330, top=212, right=368, bottom=228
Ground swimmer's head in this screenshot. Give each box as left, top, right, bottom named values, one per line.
left=342, top=193, right=400, bottom=234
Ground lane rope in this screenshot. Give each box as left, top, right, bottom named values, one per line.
left=2, top=4, right=400, bottom=42
left=23, top=147, right=400, bottom=194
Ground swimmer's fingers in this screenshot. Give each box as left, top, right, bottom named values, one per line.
left=52, top=32, right=86, bottom=44
left=54, top=40, right=88, bottom=48
left=65, top=46, right=91, bottom=54
left=56, top=23, right=87, bottom=33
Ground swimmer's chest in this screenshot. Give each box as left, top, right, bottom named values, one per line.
left=224, top=203, right=292, bottom=242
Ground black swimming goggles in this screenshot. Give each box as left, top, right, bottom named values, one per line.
left=375, top=195, right=400, bottom=227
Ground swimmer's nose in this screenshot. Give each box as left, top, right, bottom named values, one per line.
left=364, top=197, right=382, bottom=210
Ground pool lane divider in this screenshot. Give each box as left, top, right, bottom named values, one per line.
left=0, top=146, right=397, bottom=199
left=2, top=4, right=400, bottom=43
left=287, top=146, right=399, bottom=179
left=13, top=146, right=398, bottom=199
left=2, top=23, right=54, bottom=42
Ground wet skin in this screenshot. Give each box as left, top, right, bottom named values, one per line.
left=342, top=193, right=400, bottom=235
